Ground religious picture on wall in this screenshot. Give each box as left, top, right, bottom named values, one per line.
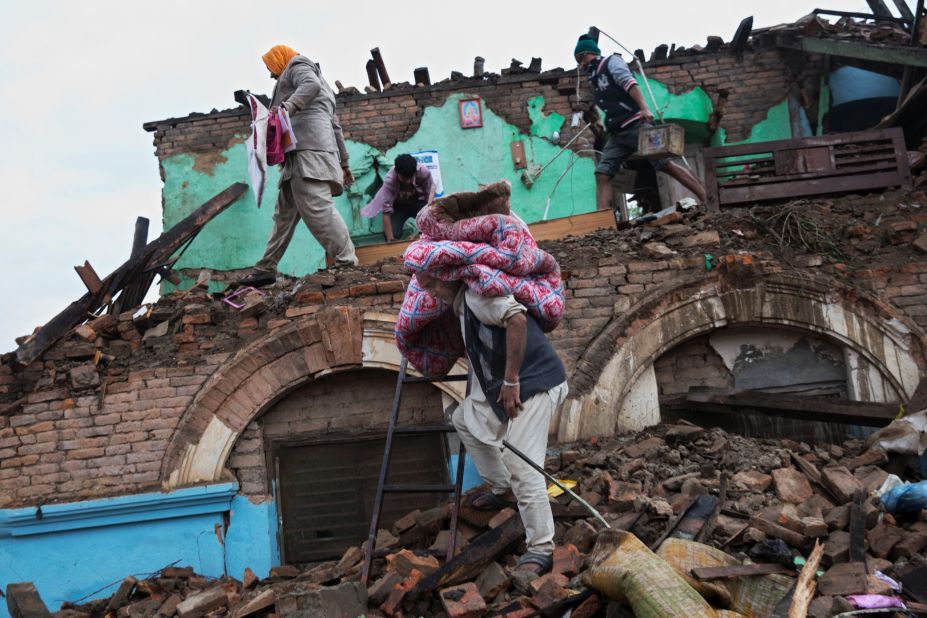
left=458, top=98, right=483, bottom=129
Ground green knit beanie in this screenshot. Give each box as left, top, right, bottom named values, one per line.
left=574, top=35, right=601, bottom=59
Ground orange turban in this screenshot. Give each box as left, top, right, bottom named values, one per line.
left=262, top=45, right=299, bottom=77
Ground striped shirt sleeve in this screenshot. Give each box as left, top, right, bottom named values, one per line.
left=607, top=56, right=638, bottom=92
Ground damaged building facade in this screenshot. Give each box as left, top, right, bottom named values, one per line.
left=2, top=12, right=927, bottom=614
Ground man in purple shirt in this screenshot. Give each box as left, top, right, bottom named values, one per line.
left=361, top=154, right=435, bottom=242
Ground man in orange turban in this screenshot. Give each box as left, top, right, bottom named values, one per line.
left=239, top=45, right=358, bottom=287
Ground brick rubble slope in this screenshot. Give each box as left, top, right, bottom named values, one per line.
left=56, top=422, right=925, bottom=617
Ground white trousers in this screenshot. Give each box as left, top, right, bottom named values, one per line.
left=452, top=382, right=568, bottom=555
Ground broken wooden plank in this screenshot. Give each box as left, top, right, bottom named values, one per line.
left=407, top=515, right=524, bottom=599
left=15, top=183, right=247, bottom=366
left=74, top=261, right=103, bottom=294
left=691, top=563, right=793, bottom=581
left=788, top=541, right=823, bottom=618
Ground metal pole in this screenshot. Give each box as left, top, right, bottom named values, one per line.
left=501, top=440, right=611, bottom=529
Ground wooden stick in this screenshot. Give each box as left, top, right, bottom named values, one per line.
left=788, top=540, right=823, bottom=618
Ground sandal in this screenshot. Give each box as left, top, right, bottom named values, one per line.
left=514, top=551, right=553, bottom=575
left=467, top=490, right=517, bottom=512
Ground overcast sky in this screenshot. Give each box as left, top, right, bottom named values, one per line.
left=0, top=0, right=881, bottom=352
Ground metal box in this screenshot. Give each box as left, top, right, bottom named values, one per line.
left=638, top=123, right=685, bottom=159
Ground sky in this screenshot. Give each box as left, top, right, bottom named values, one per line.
left=0, top=0, right=880, bottom=353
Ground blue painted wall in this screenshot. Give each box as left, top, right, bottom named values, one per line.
left=0, top=483, right=279, bottom=616
left=224, top=494, right=280, bottom=581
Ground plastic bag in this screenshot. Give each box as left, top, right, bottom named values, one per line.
left=881, top=479, right=927, bottom=515
left=866, top=409, right=927, bottom=456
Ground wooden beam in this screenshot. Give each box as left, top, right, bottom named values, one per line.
left=866, top=0, right=894, bottom=18
left=679, top=388, right=900, bottom=427
left=15, top=183, right=247, bottom=366
left=528, top=209, right=618, bottom=242
left=131, top=217, right=150, bottom=258
left=890, top=0, right=915, bottom=22
left=354, top=209, right=619, bottom=266
left=74, top=261, right=102, bottom=294
left=407, top=515, right=524, bottom=600
left=691, top=563, right=793, bottom=581
left=777, top=34, right=927, bottom=68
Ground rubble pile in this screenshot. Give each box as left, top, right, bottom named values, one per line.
left=43, top=422, right=926, bottom=617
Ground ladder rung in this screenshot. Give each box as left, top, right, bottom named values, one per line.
left=383, top=483, right=457, bottom=493
left=403, top=374, right=469, bottom=383
left=393, top=425, right=456, bottom=435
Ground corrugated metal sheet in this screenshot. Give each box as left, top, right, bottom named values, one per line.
left=276, top=435, right=448, bottom=564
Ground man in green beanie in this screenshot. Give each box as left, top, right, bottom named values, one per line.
left=574, top=34, right=706, bottom=212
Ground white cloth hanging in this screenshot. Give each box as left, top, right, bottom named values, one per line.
left=245, top=93, right=269, bottom=208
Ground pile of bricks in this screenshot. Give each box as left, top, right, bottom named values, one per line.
left=21, top=421, right=923, bottom=617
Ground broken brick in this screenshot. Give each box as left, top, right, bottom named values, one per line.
left=821, top=466, right=865, bottom=503
left=241, top=568, right=258, bottom=590
left=867, top=523, right=906, bottom=559
left=562, top=520, right=597, bottom=553
left=771, top=467, right=814, bottom=504
left=551, top=544, right=581, bottom=578
left=475, top=562, right=510, bottom=601
left=439, top=582, right=487, bottom=618
left=379, top=569, right=424, bottom=617
left=529, top=576, right=571, bottom=609
left=367, top=571, right=402, bottom=607
left=176, top=586, right=227, bottom=618
left=268, top=565, right=300, bottom=579
left=385, top=549, right=439, bottom=577
left=731, top=470, right=773, bottom=493
left=334, top=545, right=365, bottom=576
left=890, top=531, right=927, bottom=559
left=233, top=589, right=275, bottom=618
left=5, top=582, right=51, bottom=618
left=528, top=572, right=569, bottom=596
left=69, top=364, right=101, bottom=390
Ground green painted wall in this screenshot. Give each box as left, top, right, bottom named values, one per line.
left=158, top=81, right=804, bottom=286
left=160, top=94, right=597, bottom=281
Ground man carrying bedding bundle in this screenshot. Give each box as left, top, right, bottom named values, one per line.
left=403, top=182, right=569, bottom=575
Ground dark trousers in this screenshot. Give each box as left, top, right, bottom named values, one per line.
left=388, top=199, right=426, bottom=240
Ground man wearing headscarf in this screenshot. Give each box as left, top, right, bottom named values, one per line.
left=239, top=45, right=358, bottom=287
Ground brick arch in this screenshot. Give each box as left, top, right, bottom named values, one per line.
left=160, top=307, right=467, bottom=489
left=557, top=266, right=927, bottom=441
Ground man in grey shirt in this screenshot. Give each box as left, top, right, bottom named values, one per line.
left=238, top=45, right=358, bottom=287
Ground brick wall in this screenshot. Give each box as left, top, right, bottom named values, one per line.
left=145, top=46, right=813, bottom=161
left=3, top=197, right=926, bottom=508
left=653, top=336, right=733, bottom=397
left=229, top=369, right=444, bottom=499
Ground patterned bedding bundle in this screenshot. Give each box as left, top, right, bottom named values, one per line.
left=395, top=181, right=564, bottom=377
